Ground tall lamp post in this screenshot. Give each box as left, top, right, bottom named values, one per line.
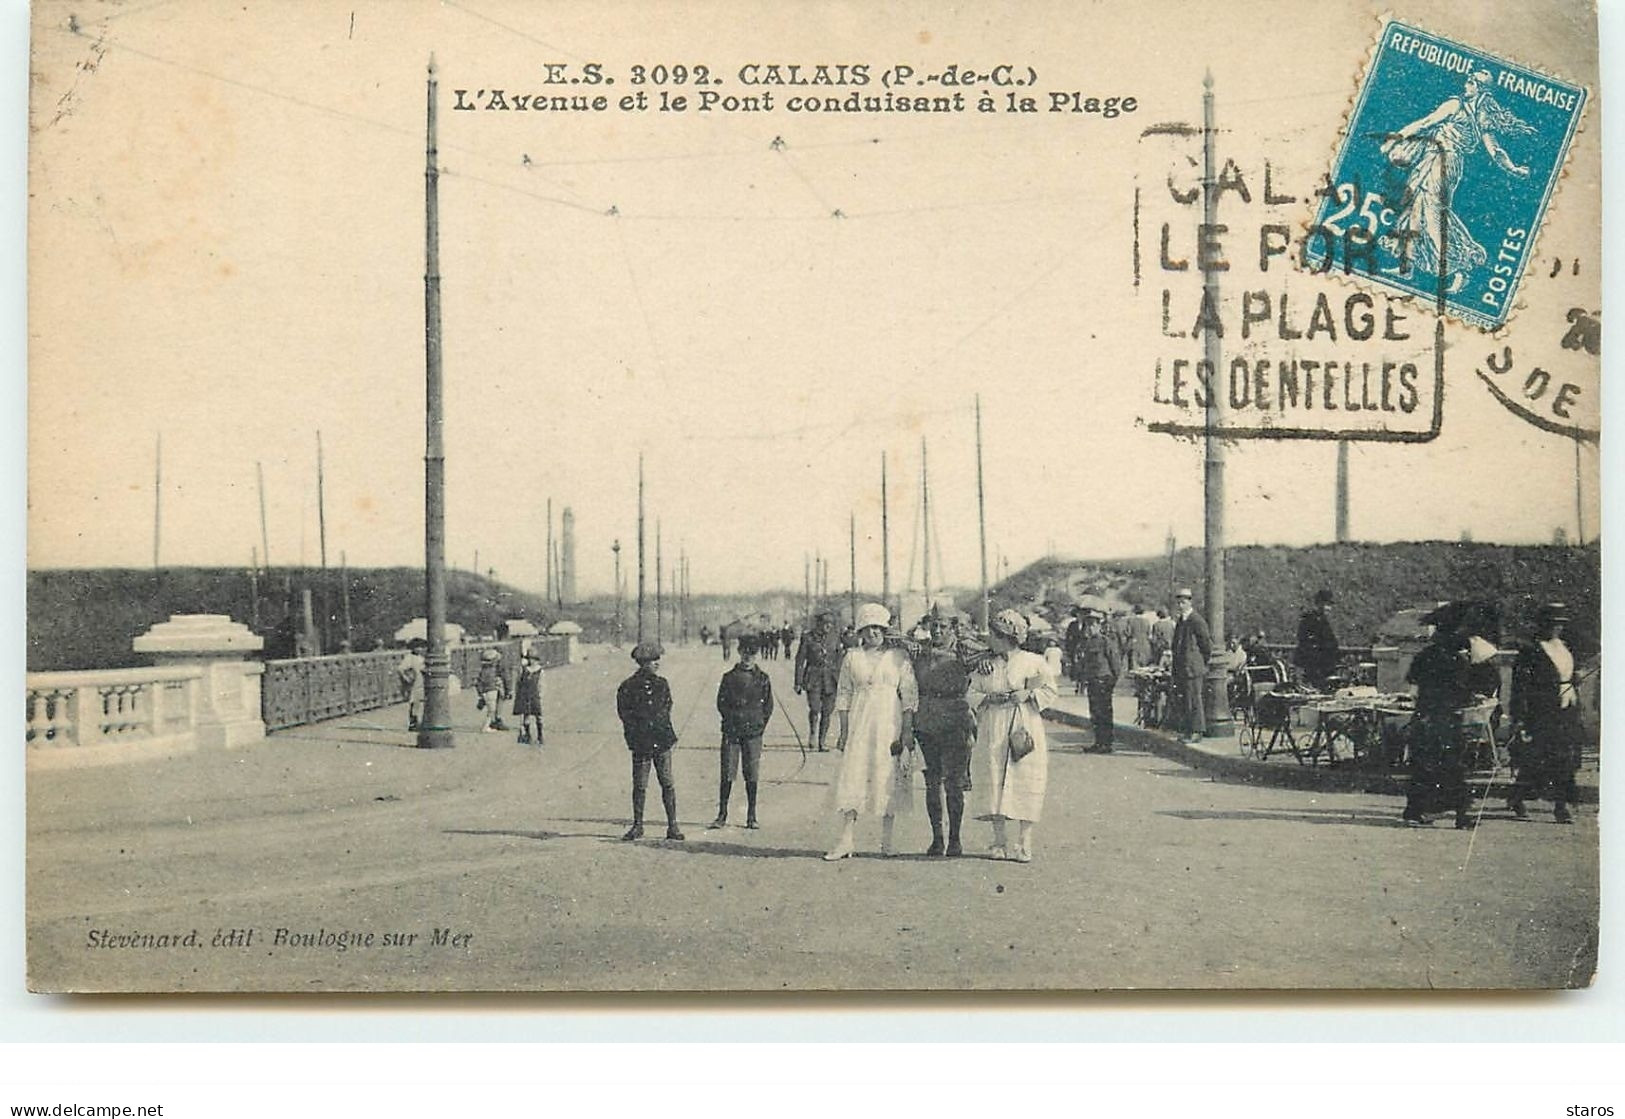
left=418, top=55, right=453, bottom=749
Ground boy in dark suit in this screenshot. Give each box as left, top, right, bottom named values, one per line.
left=615, top=643, right=685, bottom=841
left=712, top=636, right=773, bottom=829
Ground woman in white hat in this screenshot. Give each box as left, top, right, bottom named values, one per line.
left=824, top=602, right=920, bottom=860
left=970, top=608, right=1058, bottom=862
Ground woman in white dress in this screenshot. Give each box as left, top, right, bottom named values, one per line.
left=969, top=609, right=1058, bottom=863
left=824, top=602, right=919, bottom=861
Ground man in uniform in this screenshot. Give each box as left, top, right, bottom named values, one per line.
left=1074, top=608, right=1123, bottom=753
left=712, top=635, right=773, bottom=829
left=1294, top=588, right=1341, bottom=691
left=1509, top=602, right=1583, bottom=824
left=794, top=610, right=843, bottom=751
left=1170, top=588, right=1212, bottom=742
left=911, top=609, right=976, bottom=856
left=615, top=642, right=685, bottom=842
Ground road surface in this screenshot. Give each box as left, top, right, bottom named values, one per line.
left=27, top=645, right=1598, bottom=991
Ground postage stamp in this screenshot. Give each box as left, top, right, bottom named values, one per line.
left=1305, top=20, right=1587, bottom=330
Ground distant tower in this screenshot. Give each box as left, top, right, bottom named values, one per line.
left=561, top=507, right=577, bottom=603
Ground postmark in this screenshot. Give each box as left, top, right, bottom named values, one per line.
left=1305, top=20, right=1587, bottom=330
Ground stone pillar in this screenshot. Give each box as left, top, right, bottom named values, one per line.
left=134, top=614, right=266, bottom=749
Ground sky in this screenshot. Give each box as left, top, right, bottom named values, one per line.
left=25, top=0, right=1603, bottom=598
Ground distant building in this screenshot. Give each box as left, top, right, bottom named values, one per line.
left=561, top=507, right=577, bottom=603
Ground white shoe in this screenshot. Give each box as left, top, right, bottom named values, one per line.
left=823, top=842, right=854, bottom=862
left=1010, top=845, right=1032, bottom=863
left=988, top=845, right=1008, bottom=861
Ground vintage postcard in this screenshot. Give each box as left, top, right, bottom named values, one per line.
left=26, top=0, right=1601, bottom=992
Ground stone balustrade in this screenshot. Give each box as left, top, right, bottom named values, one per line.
left=25, top=666, right=204, bottom=768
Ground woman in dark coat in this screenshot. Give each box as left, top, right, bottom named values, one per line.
left=1508, top=603, right=1583, bottom=823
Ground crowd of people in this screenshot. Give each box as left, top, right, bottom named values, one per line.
left=393, top=584, right=1590, bottom=850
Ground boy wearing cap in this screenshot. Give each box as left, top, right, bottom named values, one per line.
left=475, top=648, right=510, bottom=733
left=712, top=635, right=773, bottom=829
left=615, top=643, right=685, bottom=841
left=397, top=638, right=426, bottom=732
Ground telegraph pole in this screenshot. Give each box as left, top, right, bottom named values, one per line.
left=546, top=497, right=554, bottom=601
left=611, top=539, right=623, bottom=647
left=249, top=547, right=260, bottom=630
left=257, top=460, right=272, bottom=575
left=317, top=430, right=329, bottom=654
left=1575, top=435, right=1585, bottom=545
left=1201, top=71, right=1233, bottom=736
left=880, top=453, right=891, bottom=619
left=976, top=394, right=989, bottom=632
left=340, top=549, right=353, bottom=649
left=152, top=428, right=161, bottom=568
left=656, top=518, right=664, bottom=644
left=804, top=552, right=811, bottom=623
left=1335, top=440, right=1350, bottom=543
left=637, top=454, right=647, bottom=644
left=848, top=511, right=857, bottom=624
left=920, top=438, right=932, bottom=606
left=418, top=54, right=453, bottom=749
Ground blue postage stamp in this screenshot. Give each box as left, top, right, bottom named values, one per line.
left=1306, top=20, right=1587, bottom=330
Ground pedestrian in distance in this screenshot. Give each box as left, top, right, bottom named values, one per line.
left=1062, top=605, right=1089, bottom=694
left=1074, top=608, right=1122, bottom=753
left=1508, top=602, right=1584, bottom=824
left=970, top=609, right=1057, bottom=863
left=712, top=635, right=773, bottom=830
left=1126, top=604, right=1153, bottom=673
left=1295, top=588, right=1341, bottom=691
left=397, top=638, right=426, bottom=732
left=795, top=610, right=844, bottom=751
left=1150, top=608, right=1175, bottom=665
left=910, top=609, right=975, bottom=856
left=615, top=642, right=685, bottom=842
left=512, top=648, right=545, bottom=745
left=824, top=603, right=919, bottom=861
left=475, top=647, right=510, bottom=733
left=1169, top=589, right=1212, bottom=742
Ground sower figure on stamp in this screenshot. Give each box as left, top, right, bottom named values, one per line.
left=1508, top=602, right=1584, bottom=824
left=1074, top=608, right=1122, bottom=754
left=615, top=642, right=685, bottom=842
left=795, top=609, right=843, bottom=752
left=712, top=635, right=773, bottom=830
left=910, top=609, right=975, bottom=857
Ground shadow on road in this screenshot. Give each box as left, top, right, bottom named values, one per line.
left=637, top=839, right=827, bottom=860
left=443, top=828, right=571, bottom=842
left=1158, top=808, right=1401, bottom=829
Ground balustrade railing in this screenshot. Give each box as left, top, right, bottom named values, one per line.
left=25, top=666, right=203, bottom=753
left=260, top=637, right=570, bottom=731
